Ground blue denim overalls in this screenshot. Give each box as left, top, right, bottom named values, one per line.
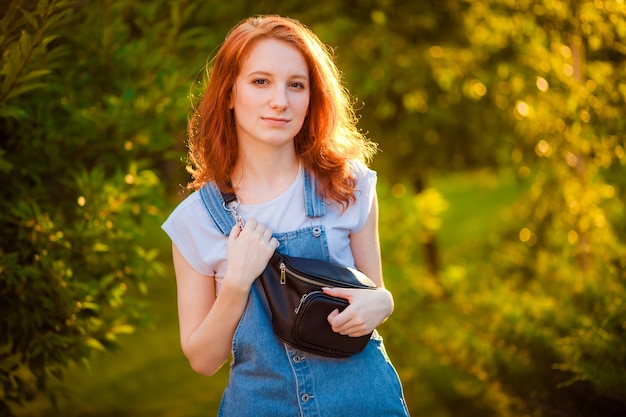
left=199, top=170, right=409, bottom=417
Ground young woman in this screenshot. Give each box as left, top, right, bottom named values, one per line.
left=162, top=15, right=409, bottom=417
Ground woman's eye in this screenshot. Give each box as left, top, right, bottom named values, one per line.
left=290, top=82, right=305, bottom=89
left=253, top=79, right=268, bottom=86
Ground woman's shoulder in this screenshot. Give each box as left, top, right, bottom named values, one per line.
left=349, top=159, right=377, bottom=179
left=162, top=188, right=217, bottom=236
left=167, top=189, right=203, bottom=217
left=162, top=187, right=226, bottom=276
left=348, top=160, right=377, bottom=192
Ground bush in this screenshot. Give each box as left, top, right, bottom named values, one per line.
left=0, top=0, right=210, bottom=414
left=380, top=169, right=626, bottom=417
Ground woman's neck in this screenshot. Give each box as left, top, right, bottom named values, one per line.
left=231, top=147, right=300, bottom=205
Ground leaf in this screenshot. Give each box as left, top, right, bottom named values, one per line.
left=4, top=82, right=48, bottom=101
left=92, top=242, right=110, bottom=252
left=111, top=324, right=135, bottom=335
left=138, top=281, right=148, bottom=296
left=80, top=301, right=100, bottom=311
left=1, top=49, right=20, bottom=91
left=0, top=104, right=28, bottom=119
left=84, top=337, right=105, bottom=351
left=18, top=30, right=33, bottom=57
left=0, top=3, right=19, bottom=34
left=45, top=44, right=71, bottom=68
left=19, top=69, right=52, bottom=83
left=19, top=9, right=40, bottom=31
left=40, top=34, right=60, bottom=48
left=0, top=149, right=14, bottom=173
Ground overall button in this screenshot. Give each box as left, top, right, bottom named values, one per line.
left=293, top=354, right=303, bottom=363
left=301, top=393, right=311, bottom=403
left=312, top=226, right=322, bottom=238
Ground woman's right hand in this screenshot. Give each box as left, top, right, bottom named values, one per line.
left=224, top=218, right=278, bottom=290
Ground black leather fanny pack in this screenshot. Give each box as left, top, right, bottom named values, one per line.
left=259, top=251, right=376, bottom=358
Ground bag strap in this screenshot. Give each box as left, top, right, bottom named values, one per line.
left=198, top=169, right=325, bottom=237
left=199, top=181, right=237, bottom=236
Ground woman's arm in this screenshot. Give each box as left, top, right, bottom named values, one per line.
left=173, top=219, right=278, bottom=376
left=350, top=196, right=384, bottom=287
left=323, top=196, right=395, bottom=337
left=173, top=243, right=248, bottom=376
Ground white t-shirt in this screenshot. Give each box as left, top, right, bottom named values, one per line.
left=162, top=162, right=377, bottom=293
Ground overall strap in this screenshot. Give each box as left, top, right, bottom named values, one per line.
left=199, top=168, right=325, bottom=236
left=303, top=169, right=325, bottom=219
left=199, top=181, right=237, bottom=236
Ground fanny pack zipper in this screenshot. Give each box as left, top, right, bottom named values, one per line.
left=279, top=261, right=334, bottom=286
left=279, top=259, right=350, bottom=288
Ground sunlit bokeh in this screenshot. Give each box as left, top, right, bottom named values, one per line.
left=4, top=1, right=625, bottom=417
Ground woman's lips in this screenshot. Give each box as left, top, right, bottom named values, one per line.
left=262, top=117, right=290, bottom=126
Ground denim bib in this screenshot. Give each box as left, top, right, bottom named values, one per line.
left=199, top=171, right=409, bottom=417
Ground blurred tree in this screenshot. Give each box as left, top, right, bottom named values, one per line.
left=304, top=0, right=510, bottom=275
left=383, top=1, right=626, bottom=416
left=0, top=0, right=218, bottom=414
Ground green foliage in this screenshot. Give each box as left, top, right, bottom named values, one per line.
left=465, top=1, right=626, bottom=414
left=377, top=1, right=626, bottom=416
left=0, top=0, right=66, bottom=118
left=308, top=0, right=505, bottom=184
left=0, top=0, right=215, bottom=414
left=2, top=0, right=625, bottom=416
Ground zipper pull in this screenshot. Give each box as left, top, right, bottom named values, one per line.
left=279, top=262, right=286, bottom=284
left=294, top=293, right=309, bottom=314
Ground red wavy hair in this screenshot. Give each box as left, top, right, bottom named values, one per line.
left=186, top=15, right=376, bottom=207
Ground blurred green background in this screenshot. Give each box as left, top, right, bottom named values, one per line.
left=1, top=1, right=625, bottom=417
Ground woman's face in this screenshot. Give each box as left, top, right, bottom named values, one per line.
left=230, top=38, right=310, bottom=152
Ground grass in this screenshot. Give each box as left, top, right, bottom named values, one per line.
left=432, top=168, right=520, bottom=249
left=14, top=169, right=522, bottom=417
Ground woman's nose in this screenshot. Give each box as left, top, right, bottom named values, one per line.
left=270, top=86, right=288, bottom=110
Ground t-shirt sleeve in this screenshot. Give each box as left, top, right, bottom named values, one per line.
left=351, top=161, right=378, bottom=233
left=161, top=191, right=225, bottom=276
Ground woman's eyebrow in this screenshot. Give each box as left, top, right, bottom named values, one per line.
left=246, top=70, right=309, bottom=80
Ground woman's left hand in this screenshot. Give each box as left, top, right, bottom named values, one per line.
left=323, top=286, right=394, bottom=337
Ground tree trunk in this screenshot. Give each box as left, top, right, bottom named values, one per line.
left=414, top=176, right=440, bottom=276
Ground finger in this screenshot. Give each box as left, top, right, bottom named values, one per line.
left=328, top=307, right=350, bottom=329
left=242, top=218, right=258, bottom=232
left=346, top=328, right=371, bottom=338
left=332, top=321, right=359, bottom=336
left=327, top=308, right=340, bottom=327
left=270, top=237, right=280, bottom=249
left=322, top=287, right=351, bottom=301
left=332, top=316, right=369, bottom=337
left=229, top=224, right=242, bottom=239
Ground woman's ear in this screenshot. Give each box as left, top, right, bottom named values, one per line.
left=228, top=88, right=235, bottom=110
